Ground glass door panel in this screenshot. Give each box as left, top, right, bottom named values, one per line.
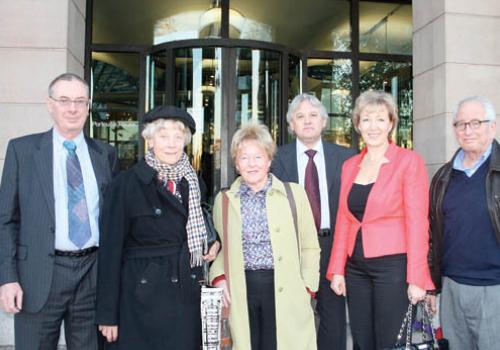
left=307, top=58, right=353, bottom=147
left=90, top=52, right=140, bottom=170
left=235, top=48, right=281, bottom=140
left=173, top=47, right=223, bottom=198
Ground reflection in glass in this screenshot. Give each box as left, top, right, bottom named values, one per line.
left=289, top=55, right=302, bottom=103
left=90, top=52, right=140, bottom=170
left=235, top=49, right=281, bottom=141
left=149, top=53, right=167, bottom=108
left=173, top=47, right=222, bottom=197
left=231, top=0, right=350, bottom=51
left=307, top=59, right=352, bottom=147
left=360, top=61, right=412, bottom=148
left=359, top=2, right=412, bottom=54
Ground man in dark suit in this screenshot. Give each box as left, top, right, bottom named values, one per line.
left=0, top=73, right=118, bottom=350
left=272, top=93, right=356, bottom=350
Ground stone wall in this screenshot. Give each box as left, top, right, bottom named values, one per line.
left=0, top=0, right=86, bottom=346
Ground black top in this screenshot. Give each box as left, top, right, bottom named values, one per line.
left=348, top=182, right=374, bottom=257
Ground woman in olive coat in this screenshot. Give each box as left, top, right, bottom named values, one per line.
left=96, top=106, right=219, bottom=350
left=210, top=122, right=320, bottom=350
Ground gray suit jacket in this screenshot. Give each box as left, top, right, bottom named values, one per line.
left=271, top=140, right=356, bottom=274
left=0, top=129, right=118, bottom=313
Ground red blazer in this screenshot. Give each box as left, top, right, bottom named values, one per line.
left=326, top=143, right=435, bottom=290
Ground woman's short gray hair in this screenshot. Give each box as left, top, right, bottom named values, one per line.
left=141, top=118, right=192, bottom=146
left=453, top=96, right=496, bottom=122
left=352, top=90, right=399, bottom=135
left=230, top=122, right=276, bottom=163
left=286, top=93, right=329, bottom=124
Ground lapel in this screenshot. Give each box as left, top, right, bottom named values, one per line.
left=34, top=130, right=55, bottom=222
left=134, top=160, right=188, bottom=218
left=323, top=141, right=342, bottom=194
left=86, top=137, right=110, bottom=201
left=280, top=141, right=299, bottom=182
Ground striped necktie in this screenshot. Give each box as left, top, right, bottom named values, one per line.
left=63, top=140, right=91, bottom=248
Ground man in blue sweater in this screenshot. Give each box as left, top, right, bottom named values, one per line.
left=429, top=96, right=500, bottom=350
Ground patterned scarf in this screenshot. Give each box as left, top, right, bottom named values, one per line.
left=145, top=149, right=206, bottom=267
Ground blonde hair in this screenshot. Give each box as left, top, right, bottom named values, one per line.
left=352, top=90, right=399, bottom=135
left=230, top=122, right=276, bottom=163
left=141, top=118, right=192, bottom=146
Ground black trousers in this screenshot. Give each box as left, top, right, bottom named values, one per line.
left=245, top=270, right=277, bottom=350
left=317, top=235, right=347, bottom=350
left=345, top=254, right=408, bottom=350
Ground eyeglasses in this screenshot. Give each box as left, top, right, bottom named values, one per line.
left=453, top=119, right=491, bottom=131
left=49, top=96, right=89, bottom=109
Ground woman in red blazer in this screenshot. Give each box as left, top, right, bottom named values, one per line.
left=326, top=91, right=434, bottom=350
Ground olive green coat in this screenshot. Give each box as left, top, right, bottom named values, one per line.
left=210, top=175, right=320, bottom=350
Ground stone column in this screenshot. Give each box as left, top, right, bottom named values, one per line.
left=0, top=0, right=86, bottom=347
left=413, top=0, right=500, bottom=175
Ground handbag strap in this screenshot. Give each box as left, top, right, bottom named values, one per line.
left=283, top=182, right=300, bottom=259
left=221, top=190, right=230, bottom=318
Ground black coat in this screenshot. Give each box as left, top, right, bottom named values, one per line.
left=96, top=159, right=203, bottom=350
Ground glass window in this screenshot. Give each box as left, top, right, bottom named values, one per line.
left=360, top=60, right=412, bottom=148
left=173, top=47, right=223, bottom=196
left=90, top=52, right=140, bottom=170
left=235, top=48, right=281, bottom=140
left=92, top=0, right=222, bottom=45
left=359, top=1, right=412, bottom=54
left=288, top=55, right=302, bottom=103
left=149, top=52, right=167, bottom=108
left=230, top=0, right=350, bottom=51
left=307, top=58, right=353, bottom=147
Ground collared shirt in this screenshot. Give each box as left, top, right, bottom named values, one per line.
left=238, top=176, right=274, bottom=270
left=453, top=144, right=492, bottom=177
left=53, top=129, right=100, bottom=250
left=296, top=139, right=330, bottom=230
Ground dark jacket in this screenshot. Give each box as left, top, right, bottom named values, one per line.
left=429, top=139, right=500, bottom=290
left=0, top=130, right=117, bottom=312
left=96, top=159, right=203, bottom=350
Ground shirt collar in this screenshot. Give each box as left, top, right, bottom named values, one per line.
left=296, top=138, right=323, bottom=157
left=237, top=175, right=273, bottom=197
left=52, top=128, right=85, bottom=149
left=453, top=143, right=493, bottom=172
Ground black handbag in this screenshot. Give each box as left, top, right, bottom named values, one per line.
left=384, top=301, right=443, bottom=350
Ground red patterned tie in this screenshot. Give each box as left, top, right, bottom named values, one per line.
left=305, top=149, right=321, bottom=231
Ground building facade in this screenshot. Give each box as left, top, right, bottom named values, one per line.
left=0, top=0, right=500, bottom=346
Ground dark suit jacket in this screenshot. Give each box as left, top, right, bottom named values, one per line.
left=0, top=129, right=118, bottom=313
left=271, top=140, right=356, bottom=276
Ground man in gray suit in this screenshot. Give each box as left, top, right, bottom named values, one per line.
left=0, top=73, right=118, bottom=349
left=272, top=93, right=356, bottom=350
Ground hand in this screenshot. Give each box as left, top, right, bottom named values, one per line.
left=203, top=241, right=220, bottom=262
left=214, top=279, right=231, bottom=308
left=0, top=282, right=23, bottom=314
left=425, top=294, right=437, bottom=314
left=330, top=275, right=346, bottom=297
left=99, top=325, right=118, bottom=342
left=407, top=284, right=426, bottom=305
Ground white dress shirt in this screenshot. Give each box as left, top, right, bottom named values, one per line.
left=296, top=139, right=331, bottom=230
left=53, top=129, right=100, bottom=250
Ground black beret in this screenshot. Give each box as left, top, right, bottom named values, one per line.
left=142, top=105, right=196, bottom=134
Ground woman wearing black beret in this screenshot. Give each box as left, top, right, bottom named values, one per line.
left=95, top=106, right=219, bottom=349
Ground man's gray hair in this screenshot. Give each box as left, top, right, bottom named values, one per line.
left=454, top=96, right=496, bottom=122
left=48, top=73, right=90, bottom=98
left=286, top=93, right=328, bottom=124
